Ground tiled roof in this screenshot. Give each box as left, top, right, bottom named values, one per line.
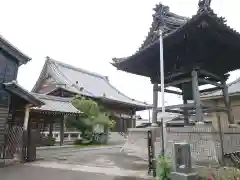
left=31, top=93, right=81, bottom=115
left=112, top=3, right=188, bottom=64
left=112, top=1, right=237, bottom=71
left=3, top=81, right=44, bottom=107
left=201, top=77, right=240, bottom=99
left=32, top=57, right=151, bottom=109
left=0, top=35, right=31, bottom=65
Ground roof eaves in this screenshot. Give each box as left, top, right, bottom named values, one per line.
left=112, top=6, right=236, bottom=67
left=3, top=81, right=44, bottom=107
left=31, top=92, right=73, bottom=102
left=0, top=35, right=31, bottom=65
left=30, top=109, right=81, bottom=116
left=100, top=77, right=152, bottom=108
left=99, top=96, right=152, bottom=109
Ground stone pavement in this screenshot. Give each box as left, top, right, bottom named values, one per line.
left=29, top=146, right=152, bottom=179
left=0, top=164, right=145, bottom=180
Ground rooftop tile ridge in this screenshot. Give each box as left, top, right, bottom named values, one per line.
left=46, top=56, right=106, bottom=79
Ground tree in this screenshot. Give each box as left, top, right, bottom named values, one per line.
left=66, top=95, right=115, bottom=142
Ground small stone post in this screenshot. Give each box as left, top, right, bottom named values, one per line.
left=171, top=142, right=197, bottom=180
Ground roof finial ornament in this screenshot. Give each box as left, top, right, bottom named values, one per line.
left=198, top=0, right=212, bottom=12
left=153, top=3, right=169, bottom=22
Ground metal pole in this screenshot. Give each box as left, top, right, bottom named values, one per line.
left=148, top=109, right=151, bottom=123
left=159, top=29, right=165, bottom=156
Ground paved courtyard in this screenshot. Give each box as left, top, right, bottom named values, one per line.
left=0, top=164, right=153, bottom=180
left=1, top=146, right=151, bottom=180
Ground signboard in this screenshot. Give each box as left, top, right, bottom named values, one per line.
left=147, top=130, right=156, bottom=176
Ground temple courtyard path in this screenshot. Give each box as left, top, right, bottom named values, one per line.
left=0, top=146, right=152, bottom=180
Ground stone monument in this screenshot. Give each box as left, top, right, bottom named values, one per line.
left=171, top=142, right=197, bottom=180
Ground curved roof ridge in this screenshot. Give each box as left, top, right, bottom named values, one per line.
left=46, top=57, right=106, bottom=79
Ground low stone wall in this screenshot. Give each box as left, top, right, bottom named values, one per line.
left=123, top=124, right=240, bottom=166
left=163, top=124, right=220, bottom=165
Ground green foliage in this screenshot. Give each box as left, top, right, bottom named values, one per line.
left=72, top=95, right=99, bottom=118
left=156, top=156, right=171, bottom=180
left=108, top=120, right=116, bottom=130
left=66, top=95, right=115, bottom=143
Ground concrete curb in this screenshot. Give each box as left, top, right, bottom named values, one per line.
left=37, top=145, right=122, bottom=151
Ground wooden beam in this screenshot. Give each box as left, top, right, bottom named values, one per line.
left=156, top=103, right=195, bottom=112
left=192, top=70, right=203, bottom=121
left=203, top=107, right=228, bottom=113
left=60, top=116, right=64, bottom=146
left=165, top=70, right=189, bottom=81
left=163, top=109, right=185, bottom=114
left=198, top=69, right=222, bottom=81
left=221, top=80, right=234, bottom=124
left=201, top=104, right=228, bottom=111
left=155, top=87, right=183, bottom=95
left=166, top=78, right=192, bottom=87
left=49, top=120, right=53, bottom=138
left=156, top=78, right=192, bottom=88
left=198, top=78, right=224, bottom=88
left=199, top=86, right=222, bottom=94
left=182, top=97, right=189, bottom=125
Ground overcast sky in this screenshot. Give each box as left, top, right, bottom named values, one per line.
left=1, top=0, right=239, bottom=119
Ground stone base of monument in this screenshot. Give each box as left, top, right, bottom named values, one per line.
left=170, top=172, right=197, bottom=180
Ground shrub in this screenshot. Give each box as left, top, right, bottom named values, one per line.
left=156, top=156, right=172, bottom=180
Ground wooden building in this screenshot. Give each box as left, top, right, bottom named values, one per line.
left=201, top=77, right=240, bottom=129
left=31, top=57, right=151, bottom=133
left=0, top=36, right=44, bottom=161
left=29, top=93, right=82, bottom=146
left=112, top=0, right=239, bottom=125
left=114, top=0, right=240, bottom=167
